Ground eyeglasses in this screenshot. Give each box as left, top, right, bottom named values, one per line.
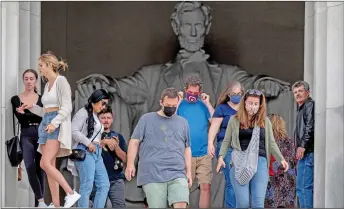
left=246, top=89, right=262, bottom=96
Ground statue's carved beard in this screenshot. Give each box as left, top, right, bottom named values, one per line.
left=178, top=36, right=204, bottom=52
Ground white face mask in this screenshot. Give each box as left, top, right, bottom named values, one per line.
left=245, top=104, right=259, bottom=115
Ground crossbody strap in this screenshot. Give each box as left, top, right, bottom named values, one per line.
left=12, top=96, right=21, bottom=136
left=90, top=124, right=102, bottom=143
left=12, top=112, right=15, bottom=136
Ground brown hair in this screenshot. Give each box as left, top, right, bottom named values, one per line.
left=39, top=51, right=68, bottom=73
left=160, top=87, right=179, bottom=101
left=99, top=105, right=113, bottom=115
left=216, top=81, right=245, bottom=107
left=236, top=89, right=267, bottom=129
left=184, top=76, right=203, bottom=91
left=268, top=114, right=288, bottom=140
left=22, top=69, right=38, bottom=93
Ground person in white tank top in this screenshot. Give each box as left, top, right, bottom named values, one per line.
left=41, top=76, right=60, bottom=108
left=23, top=52, right=80, bottom=208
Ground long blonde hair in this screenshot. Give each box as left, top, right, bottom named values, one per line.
left=268, top=114, right=288, bottom=140
left=216, top=81, right=245, bottom=107
left=39, top=51, right=68, bottom=73
left=236, top=89, right=267, bottom=129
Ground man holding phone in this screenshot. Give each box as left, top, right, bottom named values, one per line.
left=90, top=106, right=127, bottom=208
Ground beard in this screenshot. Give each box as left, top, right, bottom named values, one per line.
left=178, top=35, right=204, bottom=52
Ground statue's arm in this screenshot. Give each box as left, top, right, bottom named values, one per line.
left=219, top=64, right=291, bottom=96
left=76, top=67, right=154, bottom=106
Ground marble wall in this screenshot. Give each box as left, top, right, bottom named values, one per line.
left=304, top=2, right=344, bottom=208
left=0, top=2, right=41, bottom=207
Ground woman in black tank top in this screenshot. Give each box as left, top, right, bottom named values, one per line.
left=10, top=69, right=46, bottom=207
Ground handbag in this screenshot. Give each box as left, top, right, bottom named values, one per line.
left=231, top=126, right=260, bottom=185
left=5, top=113, right=23, bottom=167
left=69, top=126, right=102, bottom=161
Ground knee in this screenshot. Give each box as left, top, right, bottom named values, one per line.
left=200, top=184, right=211, bottom=193
left=40, top=159, right=50, bottom=171
left=96, top=180, right=110, bottom=193
left=24, top=159, right=35, bottom=170
left=79, top=181, right=95, bottom=195
left=236, top=195, right=250, bottom=208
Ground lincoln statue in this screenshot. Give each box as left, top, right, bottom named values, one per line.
left=73, top=1, right=296, bottom=207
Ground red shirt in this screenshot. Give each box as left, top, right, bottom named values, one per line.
left=269, top=155, right=276, bottom=176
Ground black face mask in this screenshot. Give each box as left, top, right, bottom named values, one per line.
left=163, top=106, right=177, bottom=117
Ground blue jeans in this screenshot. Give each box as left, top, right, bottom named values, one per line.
left=216, top=141, right=236, bottom=208
left=296, top=152, right=314, bottom=208
left=75, top=144, right=110, bottom=208
left=230, top=156, right=269, bottom=208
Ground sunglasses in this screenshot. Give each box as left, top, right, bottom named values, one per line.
left=186, top=90, right=200, bottom=95
left=246, top=89, right=262, bottom=96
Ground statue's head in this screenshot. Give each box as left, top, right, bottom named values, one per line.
left=171, top=1, right=212, bottom=52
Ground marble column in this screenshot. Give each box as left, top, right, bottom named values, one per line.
left=304, top=2, right=344, bottom=208
left=0, top=2, right=41, bottom=207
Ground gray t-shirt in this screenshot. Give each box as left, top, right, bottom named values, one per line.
left=131, top=112, right=190, bottom=187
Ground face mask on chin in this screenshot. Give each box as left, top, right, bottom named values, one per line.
left=245, top=104, right=259, bottom=116
left=163, top=106, right=177, bottom=117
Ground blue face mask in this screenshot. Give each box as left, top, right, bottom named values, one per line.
left=230, top=95, right=242, bottom=104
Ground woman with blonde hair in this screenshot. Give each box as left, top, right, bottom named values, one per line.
left=265, top=114, right=296, bottom=208
left=23, top=51, right=80, bottom=208
left=208, top=81, right=244, bottom=208
left=216, top=89, right=289, bottom=208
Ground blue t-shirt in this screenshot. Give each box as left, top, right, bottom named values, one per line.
left=177, top=99, right=210, bottom=157
left=101, top=131, right=127, bottom=182
left=213, top=103, right=237, bottom=143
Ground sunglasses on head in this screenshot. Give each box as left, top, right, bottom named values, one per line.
left=246, top=89, right=262, bottom=96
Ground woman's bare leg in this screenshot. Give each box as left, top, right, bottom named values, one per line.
left=40, top=140, right=74, bottom=200
left=44, top=153, right=60, bottom=207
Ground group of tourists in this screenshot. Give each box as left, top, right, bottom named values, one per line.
left=12, top=51, right=314, bottom=208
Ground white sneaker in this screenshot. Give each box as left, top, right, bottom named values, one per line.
left=38, top=202, right=47, bottom=208
left=47, top=203, right=55, bottom=208
left=63, top=190, right=81, bottom=208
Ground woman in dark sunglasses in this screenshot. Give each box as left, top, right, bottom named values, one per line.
left=216, top=89, right=289, bottom=208
left=69, top=89, right=111, bottom=208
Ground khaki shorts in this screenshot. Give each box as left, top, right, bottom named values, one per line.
left=191, top=155, right=213, bottom=185
left=142, top=178, right=189, bottom=207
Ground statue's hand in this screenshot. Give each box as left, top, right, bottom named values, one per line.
left=76, top=74, right=116, bottom=100
left=255, top=79, right=282, bottom=98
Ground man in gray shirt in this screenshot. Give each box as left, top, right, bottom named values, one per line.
left=125, top=87, right=192, bottom=208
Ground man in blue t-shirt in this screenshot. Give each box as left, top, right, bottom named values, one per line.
left=90, top=106, right=127, bottom=208
left=177, top=76, right=215, bottom=208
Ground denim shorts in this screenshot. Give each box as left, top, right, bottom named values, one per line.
left=38, top=111, right=60, bottom=144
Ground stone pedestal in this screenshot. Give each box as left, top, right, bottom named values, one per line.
left=304, top=2, right=344, bottom=208
left=0, top=2, right=41, bottom=207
